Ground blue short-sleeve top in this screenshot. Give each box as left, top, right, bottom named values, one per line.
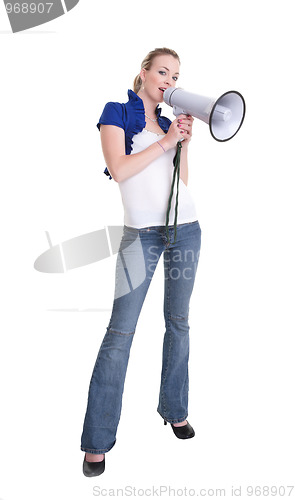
left=97, top=89, right=172, bottom=179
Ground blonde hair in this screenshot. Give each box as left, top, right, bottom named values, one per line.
left=133, top=47, right=180, bottom=94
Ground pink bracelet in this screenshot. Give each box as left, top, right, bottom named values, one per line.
left=157, top=141, right=166, bottom=153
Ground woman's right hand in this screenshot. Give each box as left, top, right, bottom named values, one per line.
left=161, top=114, right=189, bottom=150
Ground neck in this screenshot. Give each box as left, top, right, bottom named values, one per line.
left=137, top=89, right=158, bottom=119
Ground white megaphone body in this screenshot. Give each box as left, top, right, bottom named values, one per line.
left=163, top=88, right=246, bottom=141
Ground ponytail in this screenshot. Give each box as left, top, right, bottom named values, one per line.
left=133, top=74, right=142, bottom=94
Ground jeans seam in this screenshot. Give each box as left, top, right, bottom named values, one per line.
left=107, top=327, right=135, bottom=336
left=157, top=410, right=188, bottom=424
left=170, top=315, right=188, bottom=321
left=160, top=253, right=173, bottom=416
left=81, top=446, right=110, bottom=453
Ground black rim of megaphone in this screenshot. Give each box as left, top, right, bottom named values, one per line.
left=209, top=90, right=246, bottom=142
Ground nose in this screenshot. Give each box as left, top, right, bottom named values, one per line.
left=165, top=76, right=175, bottom=87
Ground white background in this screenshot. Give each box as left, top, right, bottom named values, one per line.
left=0, top=0, right=294, bottom=499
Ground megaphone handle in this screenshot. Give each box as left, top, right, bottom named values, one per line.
left=173, top=106, right=187, bottom=141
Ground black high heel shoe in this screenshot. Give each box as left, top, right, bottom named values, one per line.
left=164, top=419, right=195, bottom=439
left=83, top=455, right=105, bottom=477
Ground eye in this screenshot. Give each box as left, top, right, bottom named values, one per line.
left=173, top=76, right=178, bottom=81
left=159, top=71, right=166, bottom=75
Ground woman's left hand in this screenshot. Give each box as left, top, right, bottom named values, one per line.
left=177, top=114, right=194, bottom=145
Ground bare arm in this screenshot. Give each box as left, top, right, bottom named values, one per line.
left=100, top=116, right=187, bottom=183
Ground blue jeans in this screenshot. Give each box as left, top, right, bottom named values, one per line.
left=81, top=220, right=201, bottom=454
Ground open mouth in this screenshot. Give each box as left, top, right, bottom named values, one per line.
left=159, top=87, right=166, bottom=93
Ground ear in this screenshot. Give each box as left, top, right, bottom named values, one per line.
left=140, top=68, right=146, bottom=83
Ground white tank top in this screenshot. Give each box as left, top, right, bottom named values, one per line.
left=118, top=129, right=198, bottom=228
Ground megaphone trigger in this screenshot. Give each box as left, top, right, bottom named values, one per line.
left=173, top=105, right=188, bottom=117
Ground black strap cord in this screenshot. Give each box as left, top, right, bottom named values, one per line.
left=165, top=141, right=182, bottom=244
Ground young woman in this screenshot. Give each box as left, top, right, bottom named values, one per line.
left=81, top=47, right=202, bottom=477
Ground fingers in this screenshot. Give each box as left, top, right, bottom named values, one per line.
left=176, top=115, right=193, bottom=142
left=171, top=119, right=187, bottom=140
left=166, top=115, right=194, bottom=148
left=177, top=114, right=194, bottom=125
left=177, top=113, right=194, bottom=122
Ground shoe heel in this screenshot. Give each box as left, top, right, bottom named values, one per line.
left=164, top=420, right=167, bottom=426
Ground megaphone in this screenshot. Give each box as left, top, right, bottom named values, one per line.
left=163, top=88, right=246, bottom=142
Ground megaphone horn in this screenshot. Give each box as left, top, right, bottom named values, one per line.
left=163, top=88, right=246, bottom=142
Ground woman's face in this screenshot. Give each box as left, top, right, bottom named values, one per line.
left=140, top=54, right=180, bottom=103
